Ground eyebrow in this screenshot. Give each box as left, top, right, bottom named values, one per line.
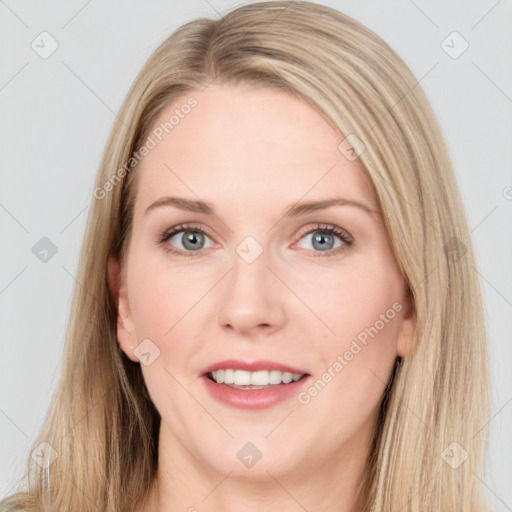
left=144, top=196, right=377, bottom=217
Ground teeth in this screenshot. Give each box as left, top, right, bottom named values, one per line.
left=210, top=369, right=304, bottom=386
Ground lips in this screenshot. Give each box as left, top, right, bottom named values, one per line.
left=199, top=359, right=311, bottom=410
left=200, top=359, right=309, bottom=376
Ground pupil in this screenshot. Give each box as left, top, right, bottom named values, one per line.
left=313, top=232, right=333, bottom=251
left=183, top=231, right=203, bottom=250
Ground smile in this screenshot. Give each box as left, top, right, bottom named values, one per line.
left=200, top=360, right=311, bottom=410
left=209, top=369, right=305, bottom=387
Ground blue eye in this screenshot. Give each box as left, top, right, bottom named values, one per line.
left=158, top=223, right=214, bottom=257
left=157, top=223, right=353, bottom=258
left=296, top=225, right=352, bottom=256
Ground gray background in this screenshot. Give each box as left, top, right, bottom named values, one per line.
left=1, top=0, right=511, bottom=508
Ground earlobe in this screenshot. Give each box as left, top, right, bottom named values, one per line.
left=397, top=290, right=416, bottom=358
left=108, top=256, right=138, bottom=362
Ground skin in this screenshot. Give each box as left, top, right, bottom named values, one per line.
left=109, top=82, right=415, bottom=512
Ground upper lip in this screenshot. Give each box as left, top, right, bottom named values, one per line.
left=200, top=359, right=309, bottom=376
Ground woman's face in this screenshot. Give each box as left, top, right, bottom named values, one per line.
left=111, top=82, right=415, bottom=483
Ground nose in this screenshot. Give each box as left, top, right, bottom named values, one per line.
left=217, top=244, right=286, bottom=338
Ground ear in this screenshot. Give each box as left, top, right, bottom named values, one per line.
left=108, top=256, right=138, bottom=362
left=396, top=288, right=416, bottom=358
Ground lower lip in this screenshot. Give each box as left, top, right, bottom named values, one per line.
left=200, top=374, right=311, bottom=410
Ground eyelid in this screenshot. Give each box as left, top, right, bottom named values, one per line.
left=294, top=223, right=353, bottom=244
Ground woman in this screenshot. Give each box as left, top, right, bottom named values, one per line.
left=1, top=1, right=489, bottom=511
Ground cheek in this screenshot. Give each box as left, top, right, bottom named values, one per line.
left=301, top=257, right=403, bottom=404
left=126, top=255, right=206, bottom=414
left=128, top=252, right=209, bottom=339
left=305, top=256, right=403, bottom=349
left=302, top=258, right=403, bottom=404
left=296, top=271, right=402, bottom=440
left=334, top=279, right=400, bottom=345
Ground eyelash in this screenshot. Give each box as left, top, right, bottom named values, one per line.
left=156, top=222, right=353, bottom=258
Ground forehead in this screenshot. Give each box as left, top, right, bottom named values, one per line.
left=133, top=83, right=376, bottom=215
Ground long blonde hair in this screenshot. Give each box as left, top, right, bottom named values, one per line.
left=1, top=1, right=489, bottom=510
